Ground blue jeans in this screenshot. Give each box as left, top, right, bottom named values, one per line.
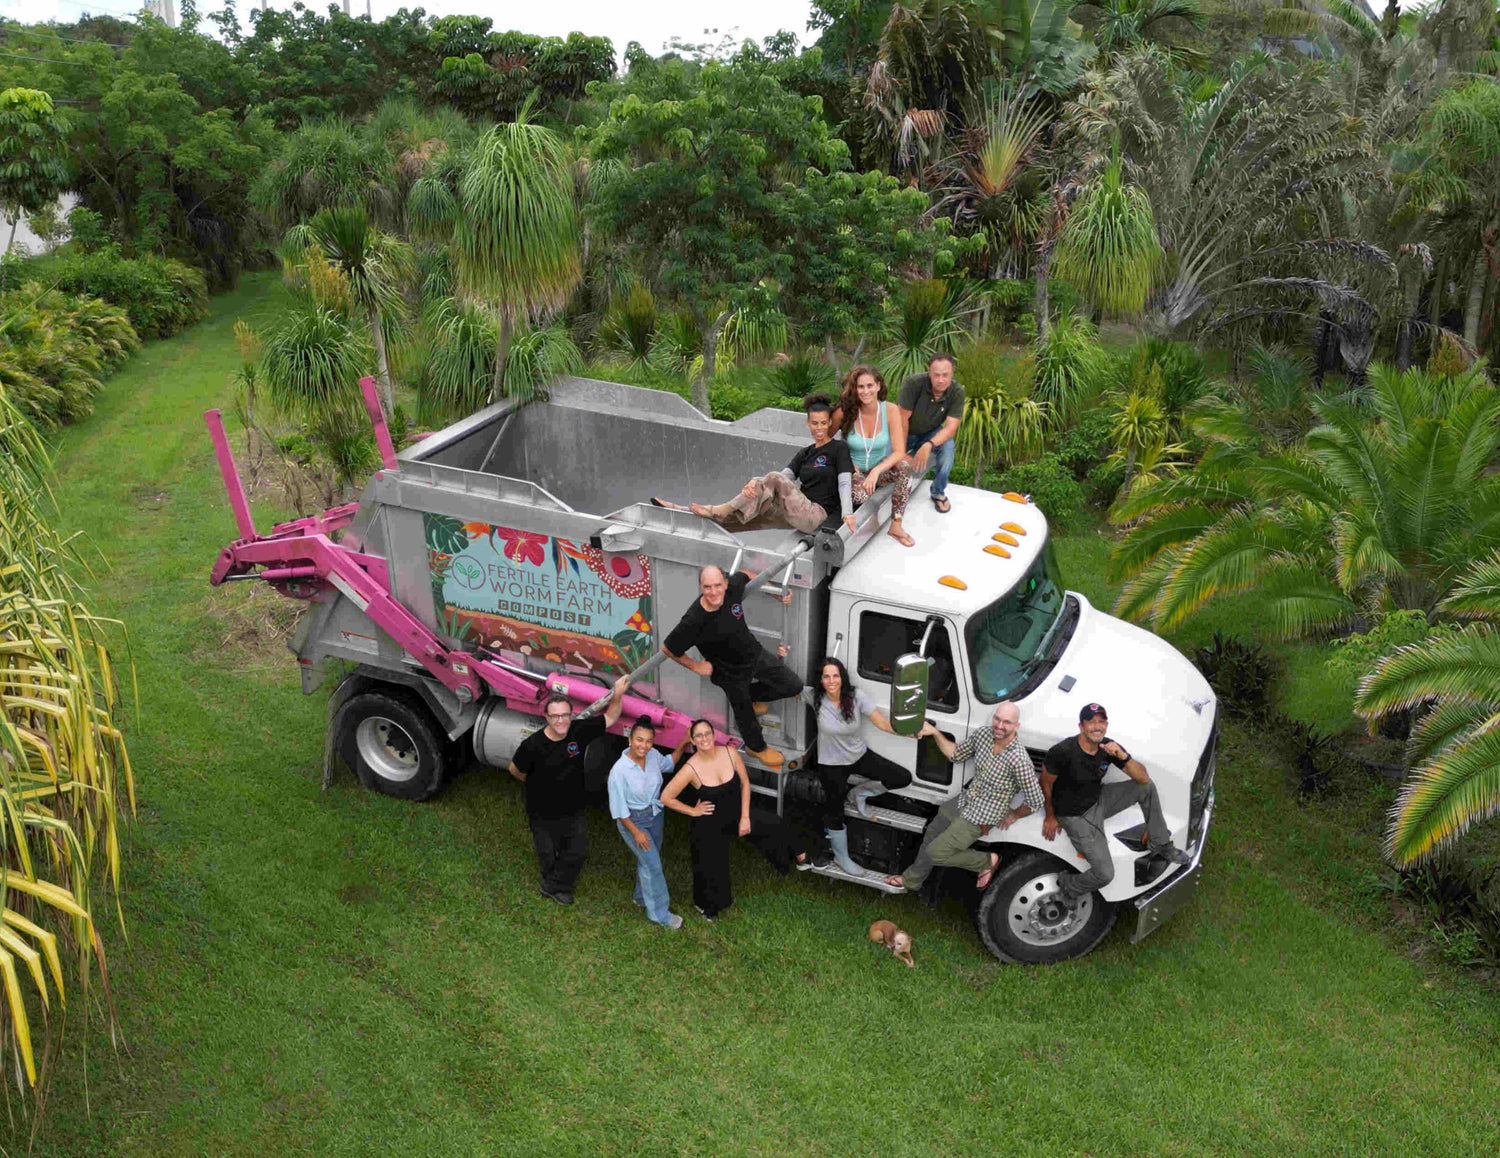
left=617, top=807, right=672, bottom=925
left=906, top=430, right=956, bottom=498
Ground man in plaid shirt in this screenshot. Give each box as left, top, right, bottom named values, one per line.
left=885, top=702, right=1042, bottom=892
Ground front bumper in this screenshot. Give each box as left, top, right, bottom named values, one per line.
left=1130, top=788, right=1214, bottom=943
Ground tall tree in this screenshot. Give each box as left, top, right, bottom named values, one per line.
left=588, top=61, right=847, bottom=412
left=0, top=88, right=69, bottom=255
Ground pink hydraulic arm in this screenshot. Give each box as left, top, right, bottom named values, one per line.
left=202, top=377, right=725, bottom=751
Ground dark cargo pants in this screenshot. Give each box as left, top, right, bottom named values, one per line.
left=1056, top=779, right=1173, bottom=901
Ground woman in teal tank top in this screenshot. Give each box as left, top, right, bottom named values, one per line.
left=833, top=365, right=916, bottom=547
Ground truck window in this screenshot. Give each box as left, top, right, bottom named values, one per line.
left=965, top=544, right=1067, bottom=703
left=857, top=610, right=960, bottom=712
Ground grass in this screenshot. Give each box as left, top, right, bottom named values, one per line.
left=15, top=272, right=1500, bottom=1155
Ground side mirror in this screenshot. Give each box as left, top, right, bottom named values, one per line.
left=889, top=652, right=930, bottom=736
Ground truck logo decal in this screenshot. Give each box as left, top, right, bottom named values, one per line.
left=423, top=513, right=654, bottom=675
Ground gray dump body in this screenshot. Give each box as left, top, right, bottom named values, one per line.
left=298, top=378, right=897, bottom=766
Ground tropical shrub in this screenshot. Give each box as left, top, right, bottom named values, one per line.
left=1031, top=312, right=1105, bottom=427
left=14, top=251, right=209, bottom=339
left=0, top=283, right=140, bottom=426
left=984, top=453, right=1088, bottom=530
left=0, top=377, right=135, bottom=1095
left=1192, top=632, right=1278, bottom=718
left=880, top=279, right=974, bottom=385
left=1110, top=364, right=1500, bottom=635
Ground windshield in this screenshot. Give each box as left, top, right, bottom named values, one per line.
left=965, top=543, right=1066, bottom=703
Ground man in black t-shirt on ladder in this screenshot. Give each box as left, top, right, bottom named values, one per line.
left=1040, top=703, right=1191, bottom=910
left=664, top=565, right=800, bottom=768
left=508, top=674, right=629, bottom=906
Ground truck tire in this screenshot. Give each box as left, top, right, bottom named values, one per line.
left=974, top=851, right=1118, bottom=965
left=334, top=691, right=449, bottom=802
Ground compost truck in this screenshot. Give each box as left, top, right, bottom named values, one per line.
left=205, top=376, right=1217, bottom=963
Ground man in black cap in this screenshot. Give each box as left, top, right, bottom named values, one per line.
left=1040, top=702, right=1190, bottom=908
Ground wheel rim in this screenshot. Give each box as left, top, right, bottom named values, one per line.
left=355, top=716, right=422, bottom=783
left=1007, top=872, right=1093, bottom=948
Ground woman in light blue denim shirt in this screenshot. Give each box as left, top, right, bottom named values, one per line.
left=608, top=717, right=683, bottom=929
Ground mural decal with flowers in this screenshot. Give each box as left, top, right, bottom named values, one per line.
left=421, top=513, right=653, bottom=676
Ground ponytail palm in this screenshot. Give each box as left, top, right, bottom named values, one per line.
left=1052, top=158, right=1162, bottom=317
left=284, top=206, right=413, bottom=414
left=454, top=120, right=581, bottom=401
left=1110, top=364, right=1500, bottom=635
left=1356, top=556, right=1500, bottom=864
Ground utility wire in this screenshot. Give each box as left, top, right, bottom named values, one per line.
left=0, top=48, right=98, bottom=64
left=0, top=20, right=130, bottom=48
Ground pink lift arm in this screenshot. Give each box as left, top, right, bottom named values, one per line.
left=205, top=409, right=256, bottom=541
left=360, top=376, right=399, bottom=471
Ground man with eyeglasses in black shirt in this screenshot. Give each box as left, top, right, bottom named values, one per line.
left=508, top=673, right=629, bottom=905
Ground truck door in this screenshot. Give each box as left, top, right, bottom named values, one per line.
left=846, top=601, right=973, bottom=801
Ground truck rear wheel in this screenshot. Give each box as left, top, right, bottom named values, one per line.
left=975, top=851, right=1118, bottom=964
left=335, top=691, right=449, bottom=802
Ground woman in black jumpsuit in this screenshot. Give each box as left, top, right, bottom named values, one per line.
left=661, top=719, right=809, bottom=921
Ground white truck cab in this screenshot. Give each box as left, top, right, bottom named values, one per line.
left=830, top=483, right=1217, bottom=961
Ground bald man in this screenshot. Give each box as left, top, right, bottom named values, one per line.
left=663, top=565, right=800, bottom=768
left=887, top=702, right=1043, bottom=892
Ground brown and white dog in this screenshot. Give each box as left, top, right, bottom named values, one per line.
left=869, top=919, right=915, bottom=968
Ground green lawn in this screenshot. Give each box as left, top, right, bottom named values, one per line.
left=20, top=274, right=1500, bottom=1156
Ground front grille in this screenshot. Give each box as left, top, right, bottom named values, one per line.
left=1188, top=709, right=1218, bottom=850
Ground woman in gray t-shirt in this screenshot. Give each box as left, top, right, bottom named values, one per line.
left=802, top=658, right=913, bottom=871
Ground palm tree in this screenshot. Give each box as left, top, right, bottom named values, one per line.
left=1076, top=0, right=1206, bottom=59
left=284, top=207, right=413, bottom=415
left=453, top=120, right=582, bottom=402
left=1052, top=156, right=1163, bottom=317
left=1355, top=554, right=1500, bottom=865
left=1109, top=363, right=1500, bottom=634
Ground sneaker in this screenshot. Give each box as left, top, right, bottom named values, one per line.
left=695, top=905, right=717, bottom=923
left=1055, top=889, right=1084, bottom=913
left=746, top=746, right=785, bottom=768
left=1154, top=844, right=1192, bottom=867
left=540, top=884, right=574, bottom=906
left=661, top=912, right=684, bottom=930
left=795, top=855, right=814, bottom=871
left=811, top=849, right=834, bottom=868
left=751, top=701, right=770, bottom=716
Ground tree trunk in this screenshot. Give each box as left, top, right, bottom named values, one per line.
left=1395, top=310, right=1415, bottom=371
left=490, top=314, right=514, bottom=404
left=1034, top=244, right=1053, bottom=343
left=369, top=307, right=395, bottom=415
left=1463, top=245, right=1487, bottom=351
left=1429, top=252, right=1447, bottom=359
left=1311, top=309, right=1334, bottom=387
left=824, top=333, right=840, bottom=379
left=1117, top=444, right=1138, bottom=506
left=691, top=309, right=731, bottom=417
left=4, top=214, right=17, bottom=254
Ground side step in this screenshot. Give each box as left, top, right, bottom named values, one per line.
left=845, top=801, right=927, bottom=833
left=805, top=861, right=906, bottom=893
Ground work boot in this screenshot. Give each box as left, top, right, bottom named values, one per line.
left=826, top=827, right=866, bottom=876
left=746, top=746, right=784, bottom=768
left=1152, top=843, right=1192, bottom=867
left=847, top=780, right=883, bottom=817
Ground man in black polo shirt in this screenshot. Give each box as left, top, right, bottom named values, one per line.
left=897, top=353, right=965, bottom=514
left=1040, top=703, right=1190, bottom=908
left=664, top=564, right=800, bottom=768
left=508, top=674, right=629, bottom=905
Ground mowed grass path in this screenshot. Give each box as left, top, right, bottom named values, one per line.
left=22, top=274, right=1500, bottom=1156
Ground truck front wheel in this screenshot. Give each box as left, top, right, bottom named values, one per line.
left=334, top=691, right=449, bottom=802
left=975, top=851, right=1118, bottom=964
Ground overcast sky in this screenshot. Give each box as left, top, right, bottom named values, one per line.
left=4, top=0, right=821, bottom=62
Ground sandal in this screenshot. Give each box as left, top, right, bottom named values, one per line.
left=884, top=874, right=905, bottom=889
left=975, top=852, right=999, bottom=890
left=932, top=494, right=952, bottom=514
left=888, top=526, right=915, bottom=548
